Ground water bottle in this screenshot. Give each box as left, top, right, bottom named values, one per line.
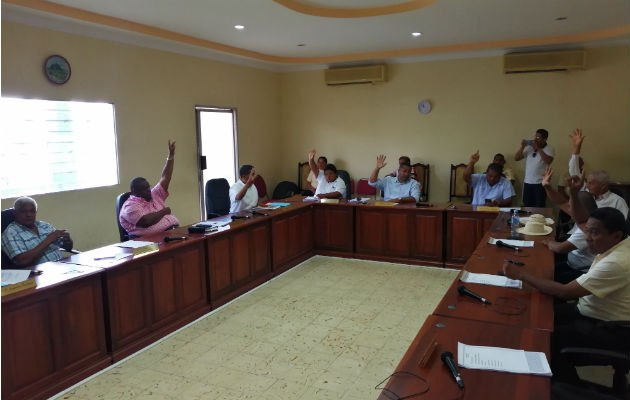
left=510, top=209, right=520, bottom=239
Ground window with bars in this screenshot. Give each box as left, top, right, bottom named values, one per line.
left=1, top=98, right=119, bottom=198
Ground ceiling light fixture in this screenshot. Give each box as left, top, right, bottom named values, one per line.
left=234, top=25, right=245, bottom=30
left=411, top=32, right=422, bottom=37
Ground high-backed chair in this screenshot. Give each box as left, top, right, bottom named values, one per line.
left=2, top=208, right=16, bottom=268
left=337, top=170, right=351, bottom=199
left=253, top=175, right=268, bottom=201
left=449, top=163, right=472, bottom=202
left=297, top=162, right=314, bottom=195
left=205, top=178, right=231, bottom=219
left=272, top=181, right=299, bottom=199
left=356, top=178, right=377, bottom=199
left=412, top=163, right=430, bottom=202
left=116, top=192, right=132, bottom=242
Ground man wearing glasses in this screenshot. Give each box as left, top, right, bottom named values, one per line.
left=515, top=128, right=554, bottom=207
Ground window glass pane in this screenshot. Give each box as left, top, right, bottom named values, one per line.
left=0, top=98, right=119, bottom=198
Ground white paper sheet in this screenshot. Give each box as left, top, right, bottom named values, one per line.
left=1, top=269, right=32, bottom=285
left=488, top=237, right=534, bottom=247
left=303, top=196, right=320, bottom=202
left=204, top=225, right=230, bottom=235
left=499, top=207, right=521, bottom=212
left=460, top=271, right=522, bottom=289
left=117, top=240, right=156, bottom=249
left=457, top=342, right=551, bottom=376
left=348, top=197, right=370, bottom=203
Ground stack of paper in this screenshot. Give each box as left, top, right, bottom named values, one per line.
left=457, top=342, right=551, bottom=376
left=488, top=237, right=535, bottom=247
left=499, top=207, right=521, bottom=212
left=460, top=271, right=522, bottom=289
left=117, top=240, right=156, bottom=249
left=303, top=196, right=320, bottom=202
left=348, top=197, right=370, bottom=203
left=2, top=269, right=31, bottom=286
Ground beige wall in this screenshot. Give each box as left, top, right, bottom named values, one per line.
left=278, top=46, right=630, bottom=202
left=2, top=20, right=629, bottom=252
left=1, top=21, right=281, bottom=250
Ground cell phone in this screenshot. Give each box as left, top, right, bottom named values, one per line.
left=524, top=139, right=533, bottom=146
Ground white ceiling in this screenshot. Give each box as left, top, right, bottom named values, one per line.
left=3, top=0, right=629, bottom=70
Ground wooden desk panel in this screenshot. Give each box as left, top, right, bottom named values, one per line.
left=446, top=207, right=498, bottom=266
left=2, top=264, right=109, bottom=400
left=378, top=315, right=550, bottom=400
left=272, top=206, right=313, bottom=273
left=314, top=204, right=354, bottom=253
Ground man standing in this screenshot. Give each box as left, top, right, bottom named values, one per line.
left=2, top=197, right=73, bottom=266
left=515, top=129, right=554, bottom=207
left=230, top=165, right=259, bottom=213
left=119, top=140, right=179, bottom=237
left=464, top=150, right=515, bottom=206
left=368, top=155, right=420, bottom=203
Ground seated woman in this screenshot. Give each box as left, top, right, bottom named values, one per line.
left=464, top=150, right=515, bottom=206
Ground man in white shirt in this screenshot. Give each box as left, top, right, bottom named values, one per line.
left=308, top=149, right=346, bottom=199
left=586, top=170, right=629, bottom=218
left=515, top=129, right=554, bottom=207
left=229, top=165, right=259, bottom=213
left=306, top=154, right=327, bottom=191
left=503, top=177, right=630, bottom=384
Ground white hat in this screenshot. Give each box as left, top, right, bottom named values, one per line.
left=517, top=220, right=552, bottom=236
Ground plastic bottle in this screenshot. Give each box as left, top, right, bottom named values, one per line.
left=510, top=209, right=520, bottom=239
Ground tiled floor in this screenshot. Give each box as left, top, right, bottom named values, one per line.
left=56, top=256, right=458, bottom=400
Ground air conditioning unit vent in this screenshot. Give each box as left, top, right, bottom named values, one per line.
left=325, top=65, right=387, bottom=85
left=504, top=50, right=586, bottom=73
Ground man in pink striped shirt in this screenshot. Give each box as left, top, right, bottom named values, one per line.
left=119, top=140, right=180, bottom=237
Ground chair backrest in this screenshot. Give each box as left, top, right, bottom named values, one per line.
left=272, top=181, right=299, bottom=199
left=356, top=178, right=376, bottom=196
left=1, top=208, right=16, bottom=268
left=298, top=162, right=312, bottom=191
left=450, top=163, right=472, bottom=201
left=336, top=170, right=351, bottom=199
left=253, top=175, right=268, bottom=199
left=116, top=192, right=132, bottom=242
left=412, top=163, right=430, bottom=202
left=205, top=178, right=231, bottom=218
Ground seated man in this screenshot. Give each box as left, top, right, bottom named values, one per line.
left=386, top=156, right=415, bottom=178
left=369, top=155, right=420, bottom=203
left=2, top=196, right=73, bottom=267
left=119, top=140, right=179, bottom=237
left=541, top=167, right=597, bottom=283
left=306, top=153, right=327, bottom=192
left=503, top=177, right=629, bottom=384
left=492, top=153, right=515, bottom=184
left=230, top=165, right=259, bottom=213
left=463, top=150, right=515, bottom=206
left=586, top=170, right=628, bottom=218
left=308, top=150, right=346, bottom=199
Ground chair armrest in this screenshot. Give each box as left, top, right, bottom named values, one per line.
left=561, top=347, right=630, bottom=367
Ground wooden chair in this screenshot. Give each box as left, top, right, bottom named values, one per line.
left=298, top=162, right=314, bottom=195
left=412, top=163, right=430, bottom=202
left=449, top=163, right=472, bottom=202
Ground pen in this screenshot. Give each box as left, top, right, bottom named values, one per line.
left=505, top=259, right=524, bottom=266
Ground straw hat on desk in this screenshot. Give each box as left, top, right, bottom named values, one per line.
left=518, top=220, right=553, bottom=236
left=520, top=213, right=554, bottom=226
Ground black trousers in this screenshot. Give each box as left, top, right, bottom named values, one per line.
left=523, top=183, right=547, bottom=207
left=551, top=302, right=630, bottom=384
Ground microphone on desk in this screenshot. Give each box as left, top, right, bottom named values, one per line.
left=496, top=240, right=520, bottom=252
left=441, top=351, right=464, bottom=390
left=251, top=210, right=268, bottom=216
left=457, top=285, right=492, bottom=305
left=164, top=236, right=188, bottom=242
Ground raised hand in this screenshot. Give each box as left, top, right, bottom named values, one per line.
left=247, top=168, right=257, bottom=184
left=541, top=167, right=553, bottom=187
left=308, top=149, right=316, bottom=161
left=376, top=154, right=387, bottom=169
left=168, top=140, right=176, bottom=157
left=566, top=174, right=584, bottom=194
left=569, top=129, right=584, bottom=149
left=469, top=150, right=480, bottom=165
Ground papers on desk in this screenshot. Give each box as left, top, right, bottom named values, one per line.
left=500, top=207, right=521, bottom=212
left=303, top=196, right=320, bottom=202
left=348, top=197, right=370, bottom=204
left=1, top=269, right=31, bottom=285
left=266, top=202, right=291, bottom=207
left=460, top=271, right=522, bottom=289
left=488, top=237, right=534, bottom=247
left=252, top=206, right=280, bottom=211
left=458, top=342, right=552, bottom=376
left=204, top=225, right=230, bottom=235
left=117, top=240, right=156, bottom=249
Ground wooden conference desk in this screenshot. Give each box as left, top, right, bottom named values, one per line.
left=2, top=197, right=551, bottom=400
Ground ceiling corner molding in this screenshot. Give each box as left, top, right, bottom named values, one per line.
left=273, top=0, right=439, bottom=18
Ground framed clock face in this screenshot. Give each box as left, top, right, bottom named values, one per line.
left=418, top=100, right=432, bottom=114
left=44, top=55, right=71, bottom=85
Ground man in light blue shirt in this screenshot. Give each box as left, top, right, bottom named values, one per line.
left=464, top=150, right=515, bottom=206
left=368, top=155, right=421, bottom=203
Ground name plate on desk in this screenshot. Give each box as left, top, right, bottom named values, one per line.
left=320, top=199, right=340, bottom=204
left=132, top=243, right=160, bottom=258
left=476, top=206, right=500, bottom=212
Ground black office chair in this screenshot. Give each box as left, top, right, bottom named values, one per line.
left=205, top=178, right=231, bottom=218
left=551, top=382, right=624, bottom=400
left=2, top=208, right=16, bottom=268
left=337, top=170, right=351, bottom=199
left=558, top=320, right=630, bottom=398
left=116, top=192, right=132, bottom=242
left=272, top=181, right=299, bottom=200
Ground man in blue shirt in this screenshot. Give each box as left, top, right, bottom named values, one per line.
left=464, top=150, right=515, bottom=206
left=368, top=155, right=420, bottom=203
left=1, top=196, right=73, bottom=267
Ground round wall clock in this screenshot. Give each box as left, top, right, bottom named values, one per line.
left=418, top=100, right=432, bottom=114
left=44, top=55, right=71, bottom=85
